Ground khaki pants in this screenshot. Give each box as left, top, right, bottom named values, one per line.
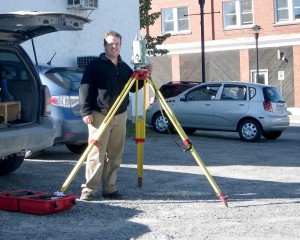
left=81, top=110, right=127, bottom=195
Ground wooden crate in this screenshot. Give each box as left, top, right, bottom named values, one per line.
left=0, top=101, right=21, bottom=124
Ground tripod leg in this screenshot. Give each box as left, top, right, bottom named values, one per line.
left=60, top=76, right=137, bottom=193
left=147, top=78, right=228, bottom=207
left=135, top=79, right=147, bottom=187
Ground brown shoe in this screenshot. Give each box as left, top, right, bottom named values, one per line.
left=80, top=192, right=93, bottom=201
left=102, top=191, right=124, bottom=200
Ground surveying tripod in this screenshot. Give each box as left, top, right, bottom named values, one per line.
left=60, top=69, right=228, bottom=207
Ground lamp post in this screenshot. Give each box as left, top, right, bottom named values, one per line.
left=199, top=0, right=205, bottom=82
left=252, top=25, right=261, bottom=83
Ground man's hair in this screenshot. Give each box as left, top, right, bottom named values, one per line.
left=104, top=30, right=122, bottom=45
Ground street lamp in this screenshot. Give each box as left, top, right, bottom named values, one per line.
left=252, top=25, right=261, bottom=83
left=199, top=0, right=205, bottom=82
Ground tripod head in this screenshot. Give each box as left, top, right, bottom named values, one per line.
left=131, top=35, right=149, bottom=69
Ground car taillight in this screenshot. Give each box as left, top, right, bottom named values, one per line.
left=51, top=96, right=79, bottom=108
left=44, top=86, right=52, bottom=116
left=263, top=101, right=273, bottom=112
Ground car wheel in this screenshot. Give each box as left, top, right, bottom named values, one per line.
left=152, top=112, right=170, bottom=134
left=0, top=154, right=24, bottom=175
left=238, top=119, right=262, bottom=142
left=262, top=131, right=282, bottom=140
left=65, top=143, right=88, bottom=154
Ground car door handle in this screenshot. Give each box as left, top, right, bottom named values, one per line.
left=239, top=103, right=245, bottom=106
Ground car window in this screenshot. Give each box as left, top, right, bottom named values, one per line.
left=160, top=84, right=196, bottom=99
left=263, top=87, right=285, bottom=103
left=221, top=85, right=247, bottom=100
left=186, top=85, right=220, bottom=101
left=44, top=70, right=83, bottom=91
left=0, top=52, right=30, bottom=81
left=249, top=87, right=256, bottom=99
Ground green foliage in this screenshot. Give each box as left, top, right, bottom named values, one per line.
left=139, top=0, right=170, bottom=56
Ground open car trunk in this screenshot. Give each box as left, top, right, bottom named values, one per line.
left=0, top=11, right=90, bottom=128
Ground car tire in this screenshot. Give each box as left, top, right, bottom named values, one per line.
left=0, top=154, right=24, bottom=175
left=65, top=143, right=88, bottom=154
left=152, top=112, right=170, bottom=134
left=262, top=131, right=282, bottom=140
left=238, top=119, right=262, bottom=142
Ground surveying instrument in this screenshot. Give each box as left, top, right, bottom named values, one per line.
left=60, top=35, right=228, bottom=207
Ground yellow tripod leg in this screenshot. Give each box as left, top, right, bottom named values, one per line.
left=135, top=78, right=146, bottom=187
left=60, top=76, right=136, bottom=193
left=136, top=118, right=145, bottom=187
left=147, top=78, right=228, bottom=207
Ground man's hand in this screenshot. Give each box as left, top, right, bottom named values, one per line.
left=83, top=114, right=93, bottom=124
left=146, top=63, right=153, bottom=75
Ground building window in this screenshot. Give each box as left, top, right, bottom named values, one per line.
left=162, top=7, right=189, bottom=34
left=223, top=0, right=253, bottom=28
left=275, top=0, right=300, bottom=22
left=67, top=0, right=98, bottom=9
left=250, top=69, right=269, bottom=85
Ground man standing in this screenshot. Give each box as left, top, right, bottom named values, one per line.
left=79, top=30, right=140, bottom=201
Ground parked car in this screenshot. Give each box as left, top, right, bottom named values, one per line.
left=150, top=81, right=200, bottom=104
left=37, top=65, right=88, bottom=154
left=146, top=81, right=290, bottom=142
left=0, top=11, right=89, bottom=175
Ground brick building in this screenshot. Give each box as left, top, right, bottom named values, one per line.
left=143, top=0, right=300, bottom=107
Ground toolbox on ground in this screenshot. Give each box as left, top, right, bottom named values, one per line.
left=0, top=190, right=77, bottom=214
left=0, top=190, right=45, bottom=212
left=19, top=193, right=77, bottom=215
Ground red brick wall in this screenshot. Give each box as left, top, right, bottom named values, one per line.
left=293, top=46, right=300, bottom=107
left=240, top=49, right=250, bottom=83
left=146, top=0, right=300, bottom=43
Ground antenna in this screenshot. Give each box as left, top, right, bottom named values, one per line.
left=47, top=52, right=57, bottom=66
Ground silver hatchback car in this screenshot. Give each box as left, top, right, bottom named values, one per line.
left=146, top=81, right=290, bottom=142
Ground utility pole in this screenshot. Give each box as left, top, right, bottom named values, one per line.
left=199, top=0, right=205, bottom=82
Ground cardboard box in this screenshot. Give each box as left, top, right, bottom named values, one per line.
left=0, top=101, right=21, bottom=124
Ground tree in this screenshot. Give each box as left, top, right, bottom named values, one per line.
left=139, top=0, right=170, bottom=56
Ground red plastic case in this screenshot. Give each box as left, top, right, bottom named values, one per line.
left=0, top=190, right=45, bottom=212
left=0, top=190, right=77, bottom=214
left=19, top=193, right=77, bottom=215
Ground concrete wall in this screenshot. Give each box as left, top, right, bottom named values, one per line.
left=0, top=0, right=140, bottom=67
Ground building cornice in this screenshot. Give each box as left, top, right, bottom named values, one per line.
left=159, top=34, right=300, bottom=54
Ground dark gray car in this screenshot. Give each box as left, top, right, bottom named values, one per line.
left=0, top=11, right=89, bottom=174
left=146, top=81, right=290, bottom=142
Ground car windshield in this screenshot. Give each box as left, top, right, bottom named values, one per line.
left=44, top=69, right=83, bottom=91
left=263, top=87, right=285, bottom=103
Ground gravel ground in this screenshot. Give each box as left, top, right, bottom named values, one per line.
left=0, top=127, right=300, bottom=240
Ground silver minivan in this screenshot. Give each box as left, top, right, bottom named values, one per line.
left=146, top=81, right=290, bottom=142
left=0, top=11, right=89, bottom=175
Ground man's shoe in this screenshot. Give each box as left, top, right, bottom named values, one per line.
left=102, top=191, right=124, bottom=200
left=80, top=192, right=93, bottom=201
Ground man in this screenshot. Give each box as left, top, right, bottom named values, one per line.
left=79, top=30, right=147, bottom=201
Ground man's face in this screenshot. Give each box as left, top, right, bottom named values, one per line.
left=104, top=35, right=121, bottom=59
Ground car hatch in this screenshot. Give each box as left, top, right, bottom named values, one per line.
left=0, top=11, right=90, bottom=45
left=263, top=87, right=287, bottom=116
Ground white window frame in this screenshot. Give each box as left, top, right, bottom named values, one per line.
left=161, top=7, right=189, bottom=34
left=67, top=0, right=98, bottom=9
left=274, top=0, right=300, bottom=23
left=250, top=69, right=269, bottom=85
left=223, top=0, right=253, bottom=29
